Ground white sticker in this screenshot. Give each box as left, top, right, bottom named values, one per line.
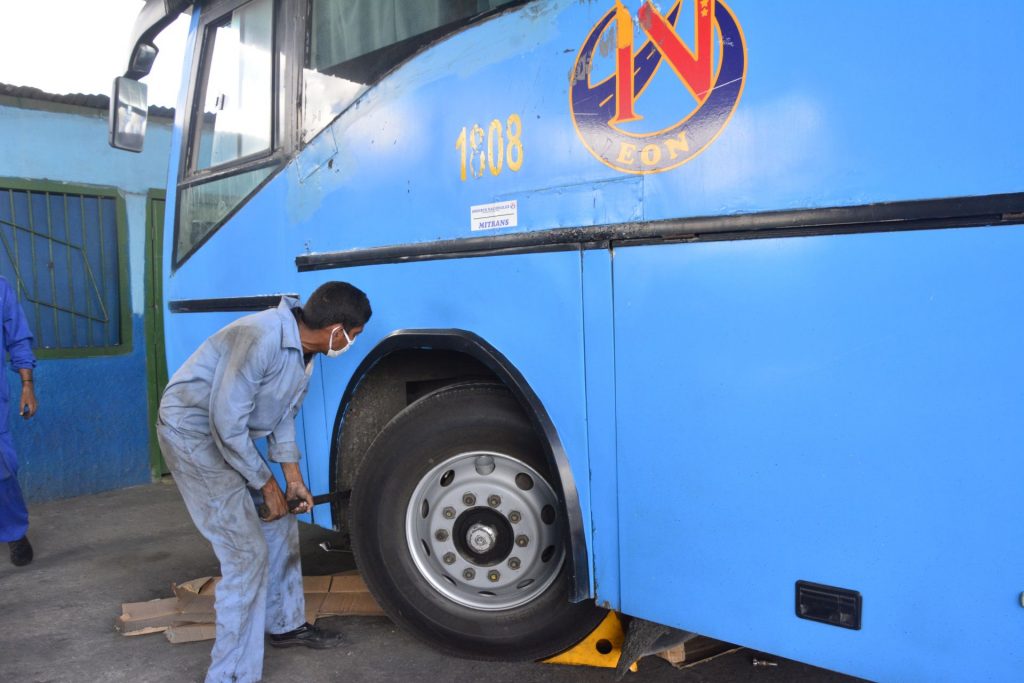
left=470, top=200, right=518, bottom=231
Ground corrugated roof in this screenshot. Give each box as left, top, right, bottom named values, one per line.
left=0, top=83, right=175, bottom=119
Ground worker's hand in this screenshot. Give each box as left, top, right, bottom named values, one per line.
left=260, top=476, right=288, bottom=521
left=20, top=383, right=37, bottom=420
left=285, top=479, right=314, bottom=514
left=280, top=462, right=313, bottom=514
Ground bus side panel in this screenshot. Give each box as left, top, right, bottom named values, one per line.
left=290, top=0, right=1024, bottom=257
left=640, top=1, right=1024, bottom=220
left=308, top=250, right=594, bottom=577
left=612, top=226, right=1024, bottom=682
left=164, top=0, right=1024, bottom=292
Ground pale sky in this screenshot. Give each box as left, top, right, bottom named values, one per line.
left=0, top=0, right=190, bottom=107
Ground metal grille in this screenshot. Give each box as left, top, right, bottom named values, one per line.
left=0, top=185, right=123, bottom=350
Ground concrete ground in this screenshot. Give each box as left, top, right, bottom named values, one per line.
left=0, top=482, right=866, bottom=683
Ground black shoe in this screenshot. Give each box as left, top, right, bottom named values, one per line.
left=9, top=536, right=33, bottom=566
left=269, top=623, right=344, bottom=649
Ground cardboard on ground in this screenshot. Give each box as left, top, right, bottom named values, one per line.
left=116, top=571, right=384, bottom=644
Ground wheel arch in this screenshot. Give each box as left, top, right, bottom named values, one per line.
left=328, top=328, right=591, bottom=602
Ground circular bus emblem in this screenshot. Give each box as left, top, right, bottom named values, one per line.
left=570, top=0, right=747, bottom=175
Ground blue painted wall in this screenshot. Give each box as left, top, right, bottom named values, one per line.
left=0, top=96, right=172, bottom=502
left=5, top=318, right=150, bottom=500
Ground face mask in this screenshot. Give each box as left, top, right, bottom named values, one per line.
left=326, top=325, right=355, bottom=358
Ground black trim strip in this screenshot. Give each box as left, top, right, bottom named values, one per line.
left=296, top=192, right=1024, bottom=271
left=168, top=293, right=299, bottom=313
left=329, top=329, right=592, bottom=602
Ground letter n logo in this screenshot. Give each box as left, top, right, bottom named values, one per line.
left=570, top=0, right=747, bottom=174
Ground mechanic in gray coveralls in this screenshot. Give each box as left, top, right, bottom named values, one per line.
left=157, top=281, right=371, bottom=683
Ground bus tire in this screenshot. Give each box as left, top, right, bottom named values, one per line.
left=350, top=382, right=606, bottom=660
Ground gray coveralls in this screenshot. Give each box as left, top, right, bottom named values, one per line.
left=157, top=297, right=311, bottom=683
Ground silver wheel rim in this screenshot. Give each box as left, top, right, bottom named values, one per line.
left=405, top=451, right=565, bottom=611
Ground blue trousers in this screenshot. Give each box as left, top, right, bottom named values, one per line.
left=0, top=471, right=28, bottom=543
left=0, top=427, right=28, bottom=542
left=157, top=425, right=305, bottom=683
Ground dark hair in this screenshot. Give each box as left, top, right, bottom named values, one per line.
left=300, top=281, right=372, bottom=331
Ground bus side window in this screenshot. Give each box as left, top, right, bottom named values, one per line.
left=175, top=0, right=276, bottom=268
left=193, top=0, right=274, bottom=170
left=302, top=0, right=529, bottom=143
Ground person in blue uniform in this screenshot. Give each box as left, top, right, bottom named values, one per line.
left=0, top=275, right=38, bottom=567
left=157, top=281, right=370, bottom=683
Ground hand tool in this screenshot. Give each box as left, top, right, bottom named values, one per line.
left=257, top=492, right=335, bottom=520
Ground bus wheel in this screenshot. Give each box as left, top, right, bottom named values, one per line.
left=350, top=382, right=606, bottom=660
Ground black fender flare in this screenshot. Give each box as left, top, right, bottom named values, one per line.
left=329, top=329, right=591, bottom=602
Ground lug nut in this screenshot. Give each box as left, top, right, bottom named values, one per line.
left=435, top=529, right=449, bottom=542
left=443, top=506, right=456, bottom=519
left=515, top=534, right=529, bottom=547
left=508, top=511, right=522, bottom=524
left=488, top=570, right=501, bottom=582
left=487, top=495, right=501, bottom=508
left=443, top=552, right=456, bottom=565
left=463, top=568, right=476, bottom=580
left=508, top=557, right=521, bottom=570
left=462, top=493, right=477, bottom=506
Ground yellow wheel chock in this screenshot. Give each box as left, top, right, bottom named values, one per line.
left=542, top=611, right=638, bottom=672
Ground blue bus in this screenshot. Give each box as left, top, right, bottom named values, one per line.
left=110, top=1, right=1024, bottom=679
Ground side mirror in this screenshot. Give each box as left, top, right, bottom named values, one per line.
left=109, top=77, right=149, bottom=152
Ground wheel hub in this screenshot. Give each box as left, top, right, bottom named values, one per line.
left=452, top=507, right=513, bottom=566
left=466, top=523, right=496, bottom=554
left=405, top=451, right=566, bottom=611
